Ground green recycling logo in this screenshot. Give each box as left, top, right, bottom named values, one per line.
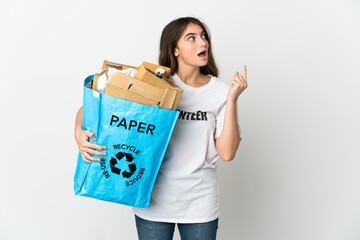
left=109, top=152, right=136, bottom=178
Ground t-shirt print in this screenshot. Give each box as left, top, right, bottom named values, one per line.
left=177, top=109, right=208, bottom=121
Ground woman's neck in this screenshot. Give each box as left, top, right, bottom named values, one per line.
left=176, top=64, right=209, bottom=87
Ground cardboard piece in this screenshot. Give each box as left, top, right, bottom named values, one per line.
left=92, top=60, right=183, bottom=110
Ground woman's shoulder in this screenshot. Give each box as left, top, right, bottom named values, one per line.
left=206, top=74, right=230, bottom=90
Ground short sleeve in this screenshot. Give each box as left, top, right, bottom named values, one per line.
left=214, top=101, right=242, bottom=140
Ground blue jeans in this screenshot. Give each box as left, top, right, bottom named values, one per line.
left=135, top=215, right=219, bottom=240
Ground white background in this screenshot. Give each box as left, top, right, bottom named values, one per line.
left=1, top=0, right=359, bottom=239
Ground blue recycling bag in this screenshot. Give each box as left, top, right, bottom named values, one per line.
left=74, top=75, right=179, bottom=208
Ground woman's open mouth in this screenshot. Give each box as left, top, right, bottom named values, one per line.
left=198, top=50, right=207, bottom=58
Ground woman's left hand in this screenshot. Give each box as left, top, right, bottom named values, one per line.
left=227, top=65, right=247, bottom=102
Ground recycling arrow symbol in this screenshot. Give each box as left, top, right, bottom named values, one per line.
left=109, top=152, right=136, bottom=178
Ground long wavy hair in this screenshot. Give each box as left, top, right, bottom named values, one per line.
left=158, top=17, right=218, bottom=77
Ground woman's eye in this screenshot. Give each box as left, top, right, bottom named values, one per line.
left=188, top=35, right=206, bottom=41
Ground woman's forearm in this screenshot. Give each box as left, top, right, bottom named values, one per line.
left=215, top=100, right=241, bottom=161
left=74, top=106, right=83, bottom=138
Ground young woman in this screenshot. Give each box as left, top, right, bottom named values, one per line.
left=75, top=17, right=247, bottom=240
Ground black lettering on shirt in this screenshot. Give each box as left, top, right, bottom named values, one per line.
left=177, top=109, right=208, bottom=121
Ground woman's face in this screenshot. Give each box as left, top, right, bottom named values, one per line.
left=174, top=23, right=209, bottom=68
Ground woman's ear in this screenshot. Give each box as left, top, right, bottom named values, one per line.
left=174, top=47, right=179, bottom=57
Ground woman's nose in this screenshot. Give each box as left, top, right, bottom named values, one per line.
left=198, top=37, right=207, bottom=47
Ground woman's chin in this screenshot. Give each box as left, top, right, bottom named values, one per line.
left=197, top=59, right=208, bottom=67
left=200, top=62, right=208, bottom=67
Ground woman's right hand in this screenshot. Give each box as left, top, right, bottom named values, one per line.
left=75, top=129, right=107, bottom=163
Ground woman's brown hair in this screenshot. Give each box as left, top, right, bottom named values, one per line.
left=158, top=17, right=218, bottom=77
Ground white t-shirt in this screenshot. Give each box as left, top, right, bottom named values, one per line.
left=132, top=72, right=241, bottom=223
